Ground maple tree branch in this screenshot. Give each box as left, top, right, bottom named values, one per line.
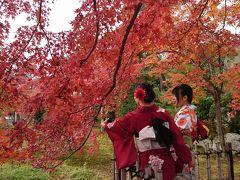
left=51, top=2, right=143, bottom=169
left=199, top=19, right=217, bottom=35
left=217, top=45, right=224, bottom=73
left=197, top=0, right=209, bottom=19
left=156, top=50, right=182, bottom=55
left=216, top=44, right=225, bottom=92
left=51, top=118, right=95, bottom=169
left=119, top=50, right=135, bottom=81
left=51, top=105, right=101, bottom=169
left=56, top=77, right=70, bottom=98
left=4, top=0, right=43, bottom=84
left=39, top=23, right=54, bottom=59
left=68, top=104, right=95, bottom=115
left=0, top=3, right=3, bottom=10
left=0, top=1, right=6, bottom=10
left=177, top=0, right=209, bottom=43
left=222, top=0, right=227, bottom=30
left=104, top=2, right=143, bottom=98
left=195, top=49, right=222, bottom=94
left=49, top=95, right=103, bottom=169
left=79, top=0, right=99, bottom=67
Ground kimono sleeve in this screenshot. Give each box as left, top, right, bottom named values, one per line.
left=104, top=113, right=137, bottom=169
left=165, top=111, right=192, bottom=164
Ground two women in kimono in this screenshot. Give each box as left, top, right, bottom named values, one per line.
left=102, top=83, right=192, bottom=180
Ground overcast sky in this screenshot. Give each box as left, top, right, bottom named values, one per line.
left=47, top=0, right=82, bottom=32
left=8, top=0, right=82, bottom=42
left=8, top=0, right=239, bottom=42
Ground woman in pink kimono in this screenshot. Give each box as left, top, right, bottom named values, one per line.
left=172, top=84, right=198, bottom=179
left=172, top=84, right=198, bottom=147
left=102, top=83, right=192, bottom=180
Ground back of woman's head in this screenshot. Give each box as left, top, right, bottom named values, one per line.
left=137, top=83, right=156, bottom=103
left=172, top=84, right=193, bottom=104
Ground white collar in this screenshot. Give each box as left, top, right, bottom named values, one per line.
left=179, top=104, right=196, bottom=111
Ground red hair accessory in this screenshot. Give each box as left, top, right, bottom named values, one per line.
left=134, top=88, right=146, bottom=101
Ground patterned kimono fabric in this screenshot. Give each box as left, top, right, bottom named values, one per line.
left=174, top=104, right=198, bottom=180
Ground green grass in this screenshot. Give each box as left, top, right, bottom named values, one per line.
left=196, top=154, right=240, bottom=180
left=0, top=163, right=101, bottom=180
left=64, top=132, right=113, bottom=180
left=0, top=131, right=113, bottom=180
left=54, top=164, right=100, bottom=180
left=0, top=163, right=50, bottom=180
left=0, top=131, right=239, bottom=180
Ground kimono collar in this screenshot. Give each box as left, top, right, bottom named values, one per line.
left=137, top=104, right=158, bottom=112
left=179, top=104, right=197, bottom=112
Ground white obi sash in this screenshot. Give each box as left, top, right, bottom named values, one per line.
left=136, top=125, right=167, bottom=152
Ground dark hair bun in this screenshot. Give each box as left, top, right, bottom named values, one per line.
left=137, top=83, right=156, bottom=103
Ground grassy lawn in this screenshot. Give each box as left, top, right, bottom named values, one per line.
left=0, top=131, right=239, bottom=180
left=0, top=163, right=50, bottom=180
left=0, top=131, right=113, bottom=180
left=64, top=132, right=113, bottom=180
left=196, top=154, right=240, bottom=180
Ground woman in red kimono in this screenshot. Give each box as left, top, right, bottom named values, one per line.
left=102, top=83, right=192, bottom=180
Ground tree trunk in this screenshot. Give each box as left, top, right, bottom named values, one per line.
left=213, top=89, right=225, bottom=150
left=158, top=74, right=165, bottom=91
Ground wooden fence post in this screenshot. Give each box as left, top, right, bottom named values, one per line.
left=135, top=141, right=142, bottom=180
left=194, top=143, right=200, bottom=180
left=128, top=169, right=132, bottom=180
left=156, top=170, right=163, bottom=180
left=152, top=165, right=163, bottom=180
left=226, top=143, right=234, bottom=180
left=205, top=143, right=211, bottom=180
left=215, top=142, right=222, bottom=180
left=144, top=164, right=151, bottom=179
left=121, top=169, right=127, bottom=180
left=113, top=153, right=120, bottom=180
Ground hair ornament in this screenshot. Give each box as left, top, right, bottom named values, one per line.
left=134, top=88, right=146, bottom=101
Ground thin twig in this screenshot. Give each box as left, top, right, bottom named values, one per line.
left=79, top=0, right=99, bottom=67
left=177, top=0, right=209, bottom=43
left=0, top=0, right=5, bottom=10
left=119, top=50, right=135, bottom=81
left=156, top=50, right=181, bottom=55
left=199, top=19, right=218, bottom=35
left=39, top=23, right=54, bottom=59
left=4, top=0, right=44, bottom=84
left=51, top=119, right=95, bottom=168
left=222, top=0, right=227, bottom=30
left=69, top=104, right=96, bottom=115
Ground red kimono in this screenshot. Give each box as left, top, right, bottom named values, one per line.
left=105, top=104, right=192, bottom=180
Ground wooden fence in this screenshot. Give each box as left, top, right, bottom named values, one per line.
left=112, top=142, right=240, bottom=180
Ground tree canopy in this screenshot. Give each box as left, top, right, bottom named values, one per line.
left=0, top=0, right=239, bottom=167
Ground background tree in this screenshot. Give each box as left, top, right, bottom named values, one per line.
left=141, top=0, right=240, bottom=149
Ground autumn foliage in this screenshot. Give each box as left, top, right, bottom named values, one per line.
left=0, top=0, right=239, bottom=167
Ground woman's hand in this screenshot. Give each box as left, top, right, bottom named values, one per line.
left=101, top=120, right=108, bottom=129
